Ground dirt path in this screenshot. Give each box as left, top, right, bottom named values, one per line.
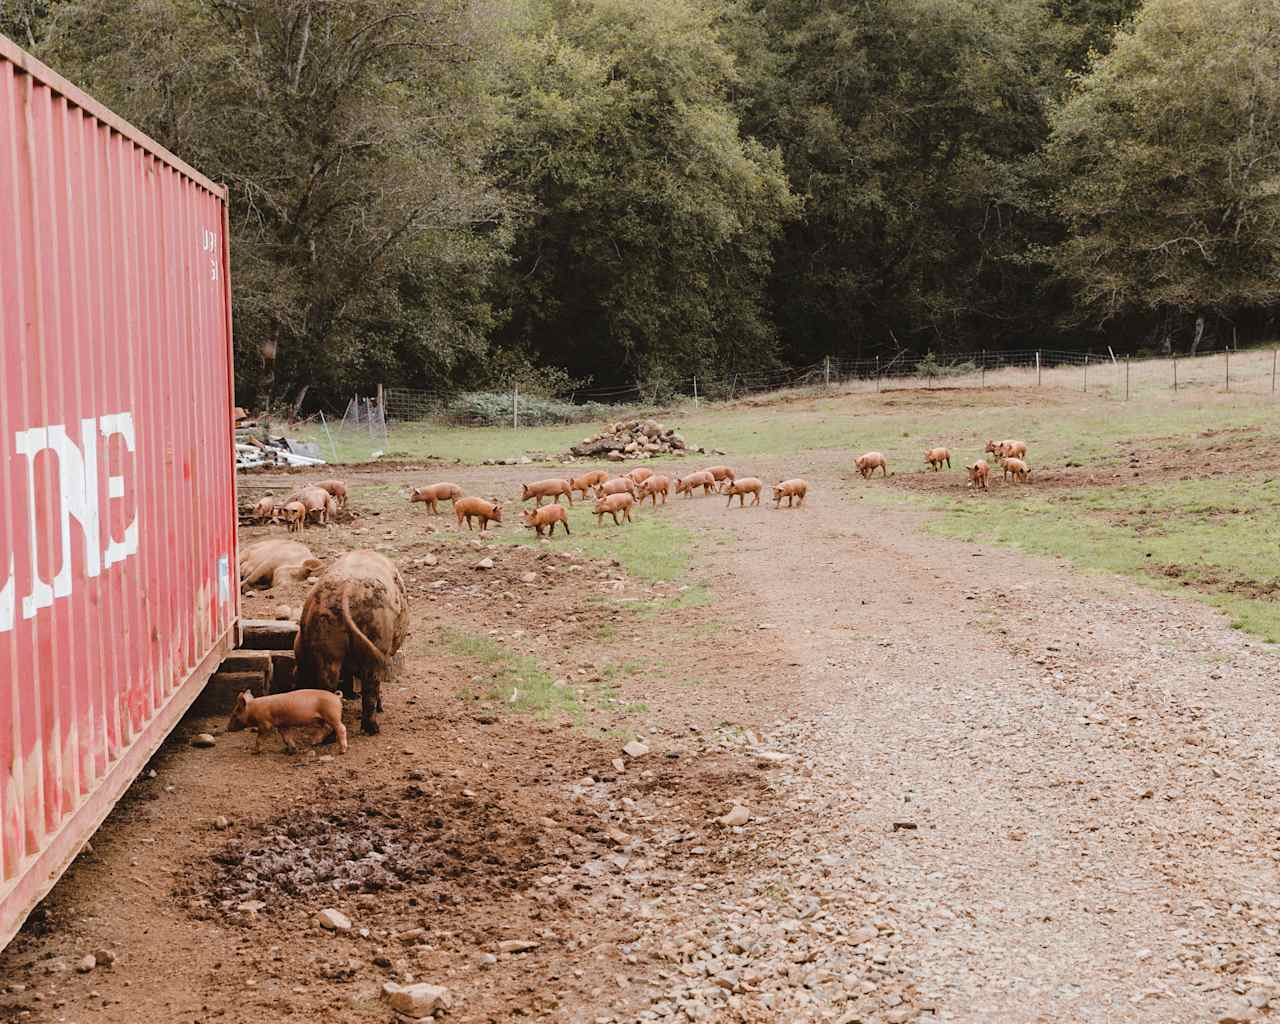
left=667, top=456, right=1280, bottom=1022
left=4, top=456, right=1280, bottom=1023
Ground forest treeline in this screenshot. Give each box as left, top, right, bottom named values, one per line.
left=4, top=0, right=1279, bottom=407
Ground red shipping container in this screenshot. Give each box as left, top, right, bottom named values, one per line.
left=0, top=36, right=238, bottom=949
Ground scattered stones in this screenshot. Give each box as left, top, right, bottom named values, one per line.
left=751, top=750, right=791, bottom=764
left=382, top=981, right=451, bottom=1019
left=519, top=571, right=538, bottom=583
left=213, top=815, right=230, bottom=830
left=498, top=939, right=540, bottom=954
left=190, top=733, right=217, bottom=749
left=891, top=821, right=918, bottom=832
left=623, top=740, right=650, bottom=759
left=567, top=419, right=691, bottom=460
left=316, top=908, right=353, bottom=932
left=475, top=557, right=495, bottom=570
left=76, top=954, right=97, bottom=974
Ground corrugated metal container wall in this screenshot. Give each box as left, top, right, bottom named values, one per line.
left=0, top=35, right=239, bottom=949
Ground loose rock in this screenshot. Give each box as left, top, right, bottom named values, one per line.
left=382, top=981, right=451, bottom=1019
left=316, top=908, right=353, bottom=932
left=718, top=805, right=751, bottom=827
left=190, top=733, right=216, bottom=749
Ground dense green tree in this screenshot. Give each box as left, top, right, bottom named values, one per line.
left=723, top=0, right=1071, bottom=361
left=490, top=0, right=797, bottom=385
left=1048, top=0, right=1280, bottom=331
left=38, top=0, right=511, bottom=407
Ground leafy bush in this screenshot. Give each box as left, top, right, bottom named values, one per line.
left=914, top=352, right=978, bottom=378
left=444, top=392, right=616, bottom=426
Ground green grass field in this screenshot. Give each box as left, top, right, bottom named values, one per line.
left=916, top=476, right=1280, bottom=641
left=465, top=502, right=701, bottom=582
left=305, top=384, right=1280, bottom=468
left=335, top=381, right=1280, bottom=644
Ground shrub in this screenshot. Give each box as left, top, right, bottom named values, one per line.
left=443, top=391, right=616, bottom=427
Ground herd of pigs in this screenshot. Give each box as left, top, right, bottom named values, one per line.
left=230, top=437, right=1032, bottom=756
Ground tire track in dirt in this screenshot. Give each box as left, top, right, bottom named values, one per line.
left=673, top=458, right=1280, bottom=1022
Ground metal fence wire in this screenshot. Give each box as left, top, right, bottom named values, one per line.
left=320, top=346, right=1279, bottom=450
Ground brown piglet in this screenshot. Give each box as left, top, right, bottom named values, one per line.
left=411, top=482, right=463, bottom=514
left=855, top=452, right=888, bottom=479
left=571, top=470, right=609, bottom=500
left=595, top=477, right=637, bottom=500
left=522, top=503, right=571, bottom=537
left=967, top=460, right=990, bottom=490
left=772, top=479, right=808, bottom=507
left=226, top=689, right=348, bottom=755
left=674, top=471, right=717, bottom=497
left=521, top=478, right=573, bottom=507
left=725, top=477, right=763, bottom=507
left=924, top=448, right=951, bottom=471
left=1002, top=457, right=1030, bottom=483
left=594, top=492, right=634, bottom=526
left=315, top=479, right=349, bottom=508
left=455, top=496, right=503, bottom=531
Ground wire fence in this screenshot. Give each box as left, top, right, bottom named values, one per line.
left=296, top=345, right=1280, bottom=460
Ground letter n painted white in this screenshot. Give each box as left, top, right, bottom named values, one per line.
left=14, top=426, right=56, bottom=618
left=14, top=421, right=103, bottom=619
left=99, top=413, right=138, bottom=568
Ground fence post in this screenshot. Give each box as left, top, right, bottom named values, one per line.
left=366, top=398, right=373, bottom=439
left=1084, top=353, right=1088, bottom=393
left=1273, top=350, right=1277, bottom=393
left=824, top=356, right=830, bottom=388
left=981, top=351, right=985, bottom=388
left=876, top=355, right=881, bottom=393
left=1036, top=350, right=1042, bottom=387
left=1173, top=352, right=1178, bottom=392
left=319, top=410, right=338, bottom=462
left=1225, top=349, right=1230, bottom=392
left=693, top=376, right=699, bottom=409
left=513, top=384, right=519, bottom=431
left=1125, top=356, right=1130, bottom=401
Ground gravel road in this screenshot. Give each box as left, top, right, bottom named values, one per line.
left=625, top=469, right=1280, bottom=1023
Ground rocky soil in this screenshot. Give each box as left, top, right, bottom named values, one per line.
left=3, top=454, right=1279, bottom=1023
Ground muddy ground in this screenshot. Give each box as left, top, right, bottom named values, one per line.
left=3, top=440, right=1280, bottom=1023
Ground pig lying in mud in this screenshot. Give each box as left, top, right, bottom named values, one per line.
left=295, top=550, right=408, bottom=736
left=239, top=539, right=322, bottom=590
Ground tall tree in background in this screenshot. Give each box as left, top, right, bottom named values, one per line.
left=725, top=0, right=1068, bottom=361
left=1048, top=0, right=1280, bottom=342
left=38, top=0, right=510, bottom=406
left=491, top=0, right=797, bottom=386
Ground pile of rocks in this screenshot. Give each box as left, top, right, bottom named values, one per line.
left=567, top=419, right=708, bottom=462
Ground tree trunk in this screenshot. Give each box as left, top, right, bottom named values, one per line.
left=290, top=384, right=310, bottom=422
left=1189, top=315, right=1205, bottom=357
